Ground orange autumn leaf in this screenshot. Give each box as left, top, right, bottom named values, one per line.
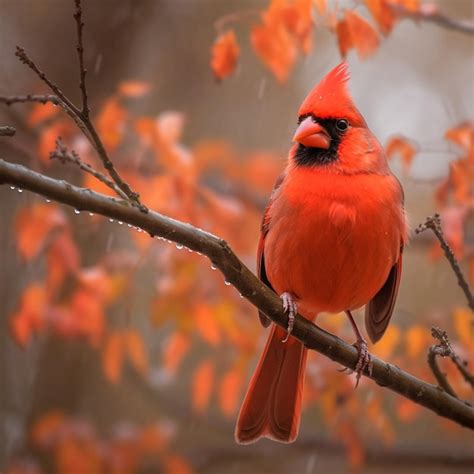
left=218, top=367, right=243, bottom=416
left=10, top=283, right=47, bottom=347
left=162, top=331, right=191, bottom=375
left=191, top=359, right=215, bottom=413
left=396, top=397, right=422, bottom=422
left=453, top=307, right=472, bottom=349
left=27, top=102, right=59, bottom=127
left=405, top=325, right=430, bottom=359
left=118, top=80, right=151, bottom=98
left=449, top=160, right=472, bottom=204
left=336, top=19, right=353, bottom=57
left=445, top=121, right=473, bottom=162
left=386, top=135, right=417, bottom=172
left=389, top=0, right=420, bottom=13
left=344, top=10, right=380, bottom=59
left=31, top=411, right=65, bottom=448
left=103, top=332, right=125, bottom=383
left=164, top=455, right=194, bottom=474
left=125, top=329, right=148, bottom=375
left=251, top=14, right=297, bottom=82
left=210, top=30, right=240, bottom=81
left=337, top=422, right=365, bottom=469
left=55, top=438, right=103, bottom=474
left=96, top=96, right=127, bottom=151
left=371, top=325, right=400, bottom=359
left=46, top=229, right=80, bottom=295
left=70, top=289, right=105, bottom=346
left=15, top=204, right=66, bottom=261
left=279, top=0, right=314, bottom=54
left=194, top=304, right=221, bottom=346
left=365, top=0, right=397, bottom=35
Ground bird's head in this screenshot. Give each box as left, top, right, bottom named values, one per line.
left=291, top=62, right=369, bottom=168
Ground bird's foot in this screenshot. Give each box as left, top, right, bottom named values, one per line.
left=353, top=336, right=373, bottom=388
left=338, top=336, right=373, bottom=388
left=280, top=292, right=297, bottom=343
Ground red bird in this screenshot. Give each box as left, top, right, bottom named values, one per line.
left=235, top=63, right=408, bottom=444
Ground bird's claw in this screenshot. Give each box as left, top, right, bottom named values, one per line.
left=353, top=337, right=373, bottom=388
left=280, top=292, right=297, bottom=343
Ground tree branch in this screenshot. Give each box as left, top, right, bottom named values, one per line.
left=415, top=214, right=474, bottom=311
left=0, top=157, right=473, bottom=430
left=393, top=3, right=474, bottom=35
left=0, top=94, right=61, bottom=106
left=0, top=126, right=16, bottom=137
left=428, top=327, right=474, bottom=397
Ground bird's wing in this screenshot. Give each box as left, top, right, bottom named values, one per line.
left=257, top=172, right=285, bottom=327
left=365, top=247, right=403, bottom=343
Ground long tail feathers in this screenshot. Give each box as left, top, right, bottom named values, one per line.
left=235, top=324, right=308, bottom=444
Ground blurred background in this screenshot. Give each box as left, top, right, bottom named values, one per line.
left=0, top=0, right=473, bottom=473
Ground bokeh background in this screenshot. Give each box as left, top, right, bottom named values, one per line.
left=0, top=0, right=473, bottom=473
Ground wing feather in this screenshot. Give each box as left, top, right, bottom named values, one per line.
left=365, top=249, right=403, bottom=343
left=257, top=172, right=285, bottom=327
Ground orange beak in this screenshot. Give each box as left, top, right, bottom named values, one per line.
left=293, top=116, right=331, bottom=149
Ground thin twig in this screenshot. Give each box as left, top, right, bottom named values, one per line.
left=428, top=326, right=474, bottom=393
left=416, top=214, right=474, bottom=310
left=73, top=0, right=89, bottom=117
left=13, top=43, right=146, bottom=212
left=0, top=126, right=16, bottom=137
left=15, top=47, right=81, bottom=116
left=0, top=94, right=61, bottom=106
left=427, top=330, right=458, bottom=398
left=0, top=0, right=147, bottom=212
left=50, top=137, right=129, bottom=201
left=0, top=158, right=473, bottom=430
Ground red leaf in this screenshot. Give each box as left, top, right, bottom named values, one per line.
left=218, top=367, right=243, bottom=417
left=31, top=411, right=66, bottom=448
left=27, top=102, right=59, bottom=127
left=162, top=331, right=191, bottom=376
left=210, top=30, right=240, bottom=81
left=336, top=19, right=353, bottom=57
left=445, top=121, right=473, bottom=163
left=15, top=204, right=66, bottom=261
left=191, top=359, right=215, bottom=413
left=103, top=332, right=125, bottom=383
left=365, top=0, right=397, bottom=35
left=96, top=96, right=127, bottom=152
left=125, top=329, right=148, bottom=375
left=385, top=135, right=417, bottom=172
left=251, top=9, right=297, bottom=82
left=118, top=81, right=151, bottom=98
left=344, top=10, right=380, bottom=59
left=10, top=284, right=47, bottom=347
left=194, top=304, right=221, bottom=346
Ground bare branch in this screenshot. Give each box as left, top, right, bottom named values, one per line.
left=0, top=157, right=473, bottom=430
left=0, top=126, right=16, bottom=137
left=0, top=94, right=61, bottom=106
left=428, top=327, right=474, bottom=396
left=50, top=137, right=129, bottom=201
left=15, top=46, right=81, bottom=116
left=73, top=0, right=89, bottom=117
left=416, top=214, right=474, bottom=311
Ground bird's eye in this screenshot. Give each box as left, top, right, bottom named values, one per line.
left=336, top=119, right=349, bottom=132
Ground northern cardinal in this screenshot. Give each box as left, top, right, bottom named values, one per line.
left=235, top=63, right=408, bottom=444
